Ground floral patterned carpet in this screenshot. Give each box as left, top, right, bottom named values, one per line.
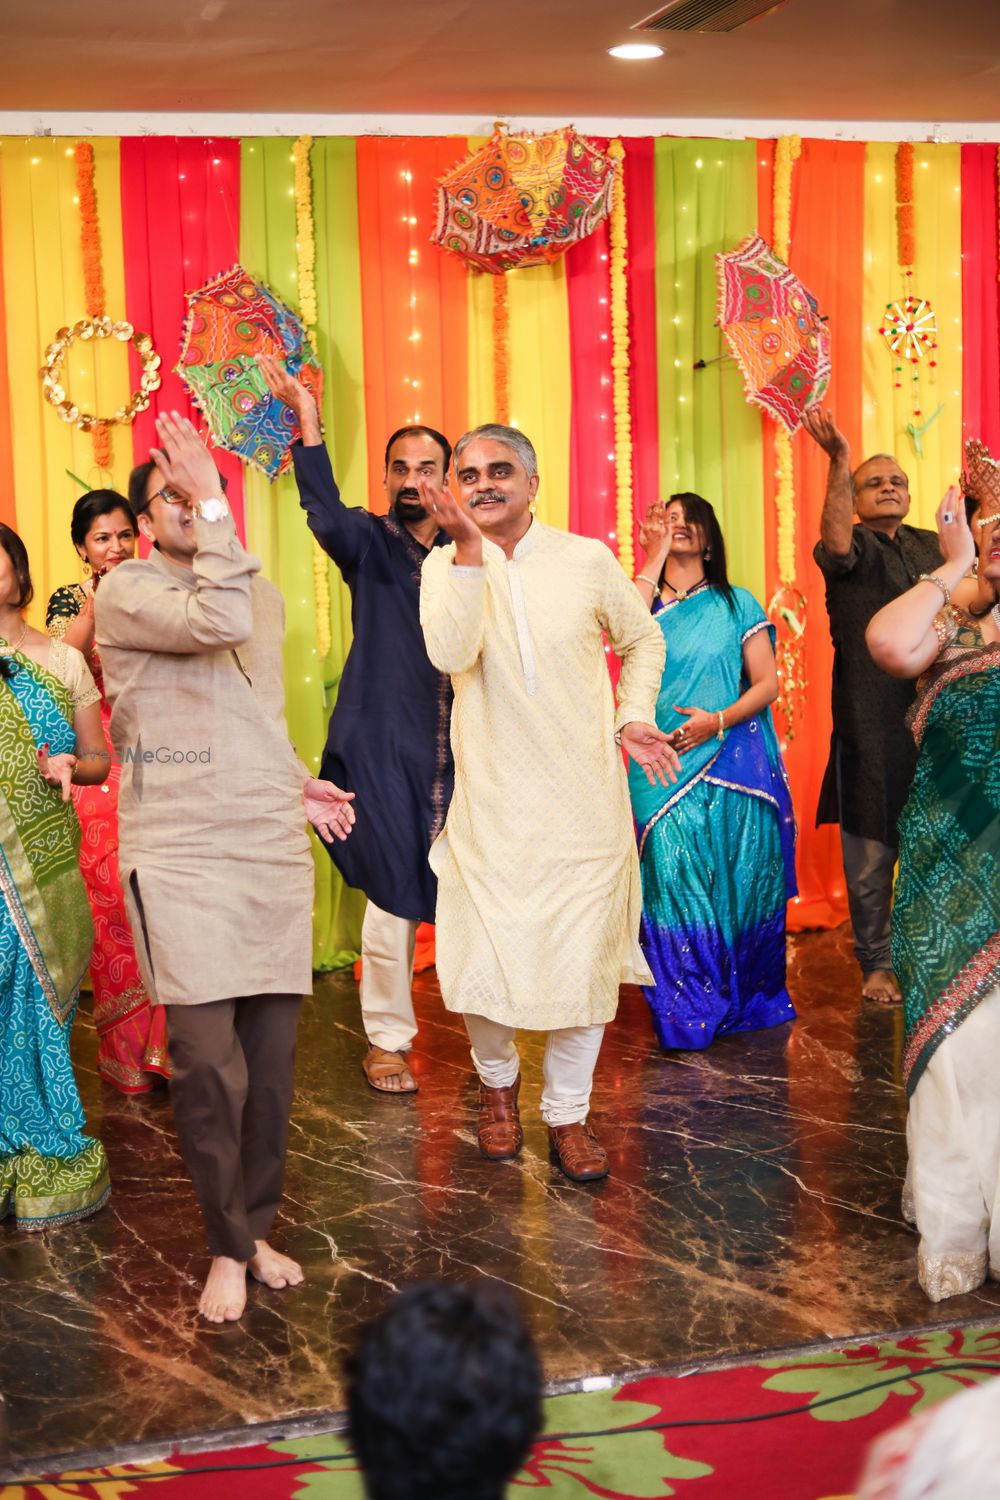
left=10, top=1324, right=1000, bottom=1500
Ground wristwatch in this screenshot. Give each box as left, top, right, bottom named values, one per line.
left=193, top=496, right=230, bottom=523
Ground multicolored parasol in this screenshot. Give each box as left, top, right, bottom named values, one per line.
left=433, top=127, right=616, bottom=274
left=176, top=264, right=323, bottom=478
left=715, top=234, right=831, bottom=433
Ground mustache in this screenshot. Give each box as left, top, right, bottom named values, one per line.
left=469, top=490, right=507, bottom=508
left=396, top=488, right=422, bottom=503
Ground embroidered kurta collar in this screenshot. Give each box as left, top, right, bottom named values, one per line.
left=483, top=518, right=543, bottom=564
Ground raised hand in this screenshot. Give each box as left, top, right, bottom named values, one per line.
left=38, top=744, right=76, bottom=801
left=619, top=721, right=681, bottom=787
left=148, top=412, right=220, bottom=503
left=257, top=353, right=313, bottom=415
left=671, top=704, right=718, bottom=753
left=303, top=778, right=356, bottom=843
left=801, top=406, right=849, bottom=461
left=418, top=476, right=483, bottom=563
left=936, top=485, right=975, bottom=573
left=637, top=502, right=672, bottom=562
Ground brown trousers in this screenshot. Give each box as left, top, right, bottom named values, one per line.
left=165, top=994, right=302, bottom=1262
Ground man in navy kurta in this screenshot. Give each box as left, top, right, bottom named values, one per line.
left=260, top=354, right=453, bottom=1094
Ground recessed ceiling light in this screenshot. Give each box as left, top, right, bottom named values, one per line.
left=608, top=42, right=664, bottom=59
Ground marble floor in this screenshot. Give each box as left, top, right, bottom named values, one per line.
left=3, top=925, right=1000, bottom=1478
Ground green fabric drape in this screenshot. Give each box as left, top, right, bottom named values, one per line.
left=241, top=138, right=366, bottom=967
left=653, top=140, right=766, bottom=602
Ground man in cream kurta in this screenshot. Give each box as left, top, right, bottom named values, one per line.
left=419, top=424, right=675, bottom=1182
left=96, top=414, right=355, bottom=1323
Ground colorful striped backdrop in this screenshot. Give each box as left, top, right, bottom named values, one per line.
left=1, top=134, right=997, bottom=962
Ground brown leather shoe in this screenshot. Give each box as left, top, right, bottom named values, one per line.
left=548, top=1120, right=609, bottom=1182
left=478, top=1075, right=523, bottom=1161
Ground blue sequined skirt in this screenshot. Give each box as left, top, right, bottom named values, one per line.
left=639, top=776, right=795, bottom=1051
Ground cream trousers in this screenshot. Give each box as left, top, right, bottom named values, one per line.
left=359, top=900, right=419, bottom=1053
left=463, top=1013, right=605, bottom=1127
left=906, top=984, right=1000, bottom=1301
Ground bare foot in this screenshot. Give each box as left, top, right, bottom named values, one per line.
left=862, top=968, right=902, bottom=1005
left=199, top=1257, right=247, bottom=1323
left=362, top=1044, right=418, bottom=1094
left=248, top=1239, right=304, bottom=1290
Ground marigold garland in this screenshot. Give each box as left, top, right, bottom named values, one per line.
left=769, top=135, right=805, bottom=740
left=772, top=135, right=800, bottom=590
left=292, top=133, right=332, bottom=660
left=73, top=142, right=112, bottom=467
left=492, top=273, right=510, bottom=425
left=896, top=142, right=916, bottom=268
left=607, top=138, right=634, bottom=578
left=293, top=135, right=318, bottom=330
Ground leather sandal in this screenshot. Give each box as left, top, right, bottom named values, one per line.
left=362, top=1045, right=418, bottom=1094
left=548, top=1120, right=609, bottom=1182
left=478, top=1075, right=523, bottom=1160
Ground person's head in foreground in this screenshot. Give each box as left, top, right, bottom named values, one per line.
left=346, top=1279, right=542, bottom=1500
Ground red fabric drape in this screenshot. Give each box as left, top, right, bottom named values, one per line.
left=961, top=144, right=1000, bottom=455
left=120, top=138, right=245, bottom=539
left=356, top=138, right=469, bottom=510
left=624, top=138, right=660, bottom=562
left=566, top=212, right=615, bottom=545
left=759, top=140, right=866, bottom=930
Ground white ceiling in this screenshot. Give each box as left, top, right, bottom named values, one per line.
left=2, top=0, right=999, bottom=125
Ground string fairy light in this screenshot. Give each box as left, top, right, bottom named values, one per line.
left=607, top=138, right=634, bottom=577
left=292, top=133, right=332, bottom=660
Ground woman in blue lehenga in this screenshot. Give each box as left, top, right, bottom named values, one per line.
left=630, top=494, right=797, bottom=1051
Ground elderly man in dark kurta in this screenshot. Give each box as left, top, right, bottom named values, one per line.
left=803, top=408, right=941, bottom=1005
left=258, top=354, right=454, bottom=1096
left=96, top=414, right=355, bottom=1324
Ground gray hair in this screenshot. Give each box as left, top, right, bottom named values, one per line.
left=853, top=453, right=908, bottom=490
left=453, top=424, right=538, bottom=480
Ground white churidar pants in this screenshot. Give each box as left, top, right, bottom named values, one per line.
left=463, top=1013, right=605, bottom=1127
left=359, top=900, right=419, bottom=1053
left=906, top=985, right=1000, bottom=1301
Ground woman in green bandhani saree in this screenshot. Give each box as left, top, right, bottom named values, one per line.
left=0, top=524, right=113, bottom=1230
left=867, top=461, right=1000, bottom=1304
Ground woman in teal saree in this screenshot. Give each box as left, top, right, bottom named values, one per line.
left=867, top=461, right=1000, bottom=1302
left=630, top=495, right=797, bottom=1050
left=0, top=523, right=112, bottom=1230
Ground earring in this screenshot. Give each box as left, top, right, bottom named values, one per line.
left=704, top=548, right=712, bottom=560
left=80, top=556, right=91, bottom=577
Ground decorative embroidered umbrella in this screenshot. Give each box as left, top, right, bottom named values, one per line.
left=715, top=234, right=830, bottom=433
left=433, top=126, right=616, bottom=273
left=176, top=264, right=323, bottom=478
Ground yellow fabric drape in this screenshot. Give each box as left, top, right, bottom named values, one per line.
left=862, top=142, right=963, bottom=524
left=0, top=137, right=129, bottom=619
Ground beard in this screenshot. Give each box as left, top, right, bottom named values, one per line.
left=393, top=489, right=428, bottom=523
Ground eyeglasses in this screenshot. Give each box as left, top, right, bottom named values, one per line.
left=152, top=485, right=184, bottom=505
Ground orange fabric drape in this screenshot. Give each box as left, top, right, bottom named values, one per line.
left=759, top=140, right=866, bottom=929
left=356, top=137, right=469, bottom=510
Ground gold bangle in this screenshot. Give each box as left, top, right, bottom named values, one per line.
left=716, top=710, right=726, bottom=741
left=918, top=573, right=951, bottom=606
left=635, top=573, right=659, bottom=589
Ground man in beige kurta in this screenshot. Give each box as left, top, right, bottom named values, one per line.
left=95, top=414, right=354, bottom=1322
left=419, top=424, right=675, bottom=1182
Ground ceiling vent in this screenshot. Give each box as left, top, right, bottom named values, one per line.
left=634, top=0, right=791, bottom=32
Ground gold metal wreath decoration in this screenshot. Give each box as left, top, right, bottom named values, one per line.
left=41, top=317, right=162, bottom=442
